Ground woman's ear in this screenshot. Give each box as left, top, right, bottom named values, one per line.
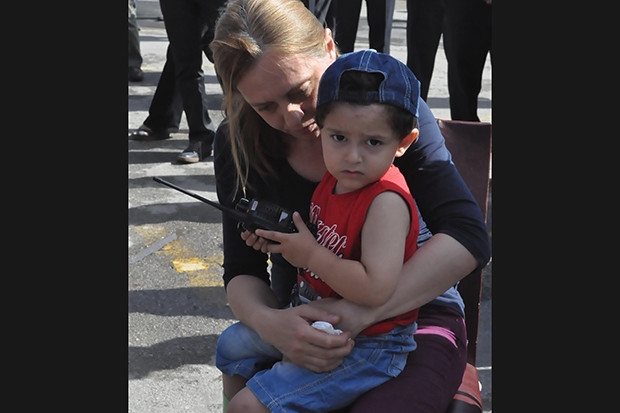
left=395, top=129, right=419, bottom=157
left=324, top=28, right=338, bottom=60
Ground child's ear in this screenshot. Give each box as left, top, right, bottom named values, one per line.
left=395, top=129, right=419, bottom=157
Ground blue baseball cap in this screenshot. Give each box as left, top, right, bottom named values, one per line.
left=317, top=49, right=420, bottom=117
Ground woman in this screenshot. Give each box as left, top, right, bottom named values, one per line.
left=210, top=0, right=491, bottom=412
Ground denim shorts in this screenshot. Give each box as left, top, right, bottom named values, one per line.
left=216, top=321, right=417, bottom=413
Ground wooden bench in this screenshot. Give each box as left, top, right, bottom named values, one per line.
left=439, top=119, right=492, bottom=413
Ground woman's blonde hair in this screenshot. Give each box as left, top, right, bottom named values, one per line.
left=211, top=0, right=329, bottom=196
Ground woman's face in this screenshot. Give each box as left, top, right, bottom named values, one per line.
left=236, top=32, right=337, bottom=141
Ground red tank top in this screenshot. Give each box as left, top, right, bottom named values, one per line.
left=296, top=164, right=419, bottom=336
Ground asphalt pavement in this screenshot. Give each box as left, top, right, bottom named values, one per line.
left=128, top=1, right=492, bottom=412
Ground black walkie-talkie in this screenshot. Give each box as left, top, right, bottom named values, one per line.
left=153, top=176, right=298, bottom=233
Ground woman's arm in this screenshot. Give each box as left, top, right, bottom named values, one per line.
left=310, top=233, right=478, bottom=335
left=225, top=274, right=354, bottom=372
left=396, top=99, right=491, bottom=269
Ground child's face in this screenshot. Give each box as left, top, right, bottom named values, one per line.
left=320, top=102, right=404, bottom=194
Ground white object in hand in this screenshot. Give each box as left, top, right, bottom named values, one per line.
left=311, top=321, right=343, bottom=335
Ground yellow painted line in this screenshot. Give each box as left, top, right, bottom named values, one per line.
left=172, top=258, right=208, bottom=272
left=134, top=225, right=168, bottom=242
left=132, top=225, right=224, bottom=287
left=171, top=257, right=223, bottom=288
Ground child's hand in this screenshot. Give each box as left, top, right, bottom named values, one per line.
left=240, top=228, right=272, bottom=251
left=255, top=212, right=318, bottom=268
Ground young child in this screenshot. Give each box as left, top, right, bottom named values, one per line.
left=216, top=49, right=422, bottom=413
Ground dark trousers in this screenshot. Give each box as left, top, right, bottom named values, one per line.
left=406, top=0, right=491, bottom=121
left=406, top=0, right=443, bottom=101
left=333, top=0, right=395, bottom=54
left=443, top=0, right=491, bottom=121
left=142, top=44, right=184, bottom=135
left=143, top=0, right=225, bottom=141
left=302, top=0, right=336, bottom=28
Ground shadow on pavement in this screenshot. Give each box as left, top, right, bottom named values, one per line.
left=128, top=286, right=232, bottom=318
left=129, top=334, right=221, bottom=379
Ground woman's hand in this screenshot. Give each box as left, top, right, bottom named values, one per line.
left=259, top=304, right=355, bottom=373
left=227, top=275, right=355, bottom=373
left=240, top=228, right=272, bottom=251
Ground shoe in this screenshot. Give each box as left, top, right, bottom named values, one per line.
left=128, top=67, right=144, bottom=82
left=177, top=139, right=213, bottom=163
left=129, top=125, right=172, bottom=141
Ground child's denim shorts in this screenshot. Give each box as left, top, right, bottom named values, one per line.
left=216, top=321, right=417, bottom=413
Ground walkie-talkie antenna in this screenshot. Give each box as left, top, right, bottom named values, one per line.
left=153, top=176, right=301, bottom=234
left=153, top=176, right=247, bottom=221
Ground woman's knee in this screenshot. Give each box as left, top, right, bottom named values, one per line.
left=216, top=322, right=254, bottom=366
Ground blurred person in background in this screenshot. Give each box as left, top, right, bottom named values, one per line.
left=129, top=0, right=227, bottom=163
left=332, top=0, right=396, bottom=54
left=406, top=0, right=491, bottom=121
left=128, top=0, right=144, bottom=82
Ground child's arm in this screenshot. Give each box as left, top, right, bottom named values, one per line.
left=256, top=191, right=411, bottom=307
